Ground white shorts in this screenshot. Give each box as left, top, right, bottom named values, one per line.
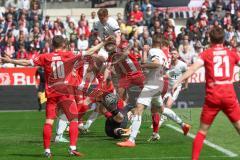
left=163, top=85, right=181, bottom=102
left=136, top=81, right=164, bottom=109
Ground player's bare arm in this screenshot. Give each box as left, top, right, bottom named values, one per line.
left=0, top=56, right=32, bottom=66
left=172, top=61, right=203, bottom=93
left=141, top=59, right=160, bottom=69
left=85, top=36, right=114, bottom=56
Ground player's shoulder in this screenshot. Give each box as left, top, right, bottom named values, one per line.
left=178, top=60, right=187, bottom=67
left=149, top=48, right=164, bottom=55
left=107, top=17, right=118, bottom=24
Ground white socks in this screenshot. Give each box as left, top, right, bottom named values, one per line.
left=56, top=117, right=68, bottom=136
left=84, top=111, right=99, bottom=129
left=70, top=146, right=76, bottom=150
left=159, top=115, right=167, bottom=127
left=162, top=108, right=183, bottom=126
left=45, top=149, right=51, bottom=153
left=129, top=115, right=142, bottom=143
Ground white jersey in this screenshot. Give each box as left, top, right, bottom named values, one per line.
left=166, top=60, right=187, bottom=88
left=146, top=48, right=169, bottom=83
left=93, top=17, right=120, bottom=40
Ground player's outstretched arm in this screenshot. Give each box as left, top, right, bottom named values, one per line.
left=0, top=57, right=32, bottom=66
left=172, top=61, right=203, bottom=93
left=85, top=36, right=114, bottom=56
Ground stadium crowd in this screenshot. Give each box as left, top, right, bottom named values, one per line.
left=0, top=0, right=240, bottom=67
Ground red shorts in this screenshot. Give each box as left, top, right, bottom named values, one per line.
left=201, top=86, right=240, bottom=125
left=118, top=74, right=144, bottom=89
left=46, top=95, right=78, bottom=121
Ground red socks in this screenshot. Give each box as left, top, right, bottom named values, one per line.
left=43, top=123, right=52, bottom=149
left=192, top=131, right=206, bottom=160
left=69, top=121, right=79, bottom=146
left=152, top=113, right=160, bottom=133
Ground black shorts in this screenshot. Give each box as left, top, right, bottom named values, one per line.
left=105, top=109, right=128, bottom=139
left=38, top=83, right=45, bottom=92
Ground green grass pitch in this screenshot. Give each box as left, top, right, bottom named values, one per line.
left=0, top=108, right=239, bottom=160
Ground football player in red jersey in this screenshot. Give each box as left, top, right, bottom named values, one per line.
left=1, top=35, right=109, bottom=158
left=173, top=27, right=240, bottom=160
left=106, top=40, right=145, bottom=111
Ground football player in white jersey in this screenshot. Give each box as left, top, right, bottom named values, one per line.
left=149, top=48, right=190, bottom=141
left=117, top=36, right=191, bottom=147
left=93, top=8, right=121, bottom=46
left=163, top=48, right=188, bottom=109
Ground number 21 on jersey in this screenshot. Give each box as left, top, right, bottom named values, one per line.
left=213, top=55, right=230, bottom=77
left=51, top=61, right=65, bottom=79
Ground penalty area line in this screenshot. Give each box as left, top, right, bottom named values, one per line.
left=166, top=124, right=238, bottom=158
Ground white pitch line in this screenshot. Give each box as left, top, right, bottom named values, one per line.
left=166, top=124, right=238, bottom=158
left=81, top=155, right=231, bottom=160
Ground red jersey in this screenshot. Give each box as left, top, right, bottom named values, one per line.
left=31, top=51, right=75, bottom=98
left=199, top=44, right=240, bottom=93
left=130, top=11, right=143, bottom=22
left=110, top=53, right=143, bottom=78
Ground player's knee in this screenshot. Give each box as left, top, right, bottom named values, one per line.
left=45, top=119, right=54, bottom=125
left=233, top=120, right=240, bottom=135
left=199, top=123, right=211, bottom=135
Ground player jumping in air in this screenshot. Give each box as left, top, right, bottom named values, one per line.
left=172, top=26, right=240, bottom=160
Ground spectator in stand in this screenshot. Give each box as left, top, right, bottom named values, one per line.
left=69, top=41, right=79, bottom=54
left=149, top=20, right=162, bottom=36
left=176, top=27, right=186, bottom=47
left=79, top=13, right=88, bottom=27
left=130, top=3, right=144, bottom=26
left=141, top=0, right=153, bottom=13
left=139, top=30, right=152, bottom=49
left=5, top=13, right=15, bottom=32
left=4, top=37, right=15, bottom=58
left=41, top=15, right=53, bottom=29
left=52, top=21, right=62, bottom=36
left=77, top=20, right=90, bottom=39
left=225, top=24, right=235, bottom=45
left=194, top=40, right=203, bottom=55
left=186, top=11, right=198, bottom=29
left=202, top=0, right=210, bottom=10
left=18, top=0, right=30, bottom=11
left=41, top=24, right=54, bottom=41
left=229, top=36, right=238, bottom=52
left=178, top=34, right=195, bottom=66
left=16, top=44, right=28, bottom=59
left=232, top=10, right=240, bottom=28
left=29, top=1, right=42, bottom=21
left=235, top=22, right=240, bottom=44
left=77, top=34, right=89, bottom=51
left=164, top=25, right=176, bottom=43
left=212, top=0, right=226, bottom=12
left=143, top=5, right=153, bottom=28
left=65, top=21, right=76, bottom=40
left=41, top=41, right=52, bottom=54
left=226, top=0, right=239, bottom=16
left=88, top=11, right=98, bottom=31
left=223, top=11, right=232, bottom=27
